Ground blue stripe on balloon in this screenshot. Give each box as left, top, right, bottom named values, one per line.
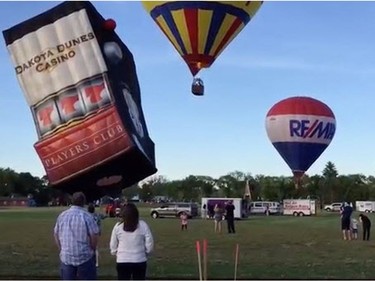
left=272, top=142, right=328, bottom=172
left=204, top=10, right=225, bottom=55
left=156, top=7, right=188, bottom=55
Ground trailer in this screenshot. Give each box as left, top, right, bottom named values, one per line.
left=283, top=199, right=317, bottom=216
left=201, top=197, right=248, bottom=219
left=356, top=201, right=375, bottom=213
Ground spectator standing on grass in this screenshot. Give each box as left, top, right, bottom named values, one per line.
left=351, top=218, right=358, bottom=240
left=202, top=204, right=207, bottom=219
left=110, top=203, right=154, bottom=280
left=54, top=192, right=99, bottom=280
left=208, top=204, right=214, bottom=219
left=88, top=203, right=107, bottom=267
left=359, top=214, right=371, bottom=241
left=213, top=204, right=223, bottom=233
left=180, top=211, right=188, bottom=231
left=340, top=202, right=353, bottom=240
left=225, top=200, right=236, bottom=234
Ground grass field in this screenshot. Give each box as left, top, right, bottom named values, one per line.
left=1, top=206, right=375, bottom=280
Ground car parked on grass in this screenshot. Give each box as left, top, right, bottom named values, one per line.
left=150, top=202, right=199, bottom=219
left=324, top=202, right=342, bottom=212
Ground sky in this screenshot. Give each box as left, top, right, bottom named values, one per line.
left=1, top=1, right=375, bottom=181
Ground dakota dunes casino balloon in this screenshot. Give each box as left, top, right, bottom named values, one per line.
left=2, top=1, right=157, bottom=200
left=265, top=96, right=336, bottom=188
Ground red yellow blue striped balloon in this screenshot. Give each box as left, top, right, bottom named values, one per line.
left=142, top=1, right=263, bottom=76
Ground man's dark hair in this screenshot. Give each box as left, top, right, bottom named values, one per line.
left=120, top=203, right=139, bottom=232
left=72, top=192, right=86, bottom=207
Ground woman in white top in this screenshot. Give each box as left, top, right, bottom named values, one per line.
left=110, top=203, right=154, bottom=280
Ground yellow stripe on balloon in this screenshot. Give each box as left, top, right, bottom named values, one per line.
left=142, top=1, right=167, bottom=13
left=209, top=13, right=236, bottom=57
left=171, top=9, right=192, bottom=54
left=156, top=16, right=183, bottom=55
left=197, top=9, right=213, bottom=55
left=245, top=1, right=263, bottom=18
left=214, top=22, right=244, bottom=59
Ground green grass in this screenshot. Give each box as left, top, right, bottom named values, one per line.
left=1, top=206, right=375, bottom=279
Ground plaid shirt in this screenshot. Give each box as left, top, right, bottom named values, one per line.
left=54, top=206, right=99, bottom=266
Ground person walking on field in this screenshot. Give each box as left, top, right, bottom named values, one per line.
left=359, top=214, right=371, bottom=241
left=54, top=192, right=99, bottom=280
left=88, top=203, right=107, bottom=267
left=110, top=203, right=154, bottom=280
left=225, top=200, right=236, bottom=234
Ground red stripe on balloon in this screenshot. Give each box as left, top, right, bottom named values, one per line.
left=266, top=97, right=335, bottom=118
left=213, top=17, right=242, bottom=58
left=184, top=8, right=198, bottom=54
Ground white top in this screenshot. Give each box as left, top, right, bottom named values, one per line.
left=109, top=220, right=154, bottom=263
left=352, top=219, right=358, bottom=230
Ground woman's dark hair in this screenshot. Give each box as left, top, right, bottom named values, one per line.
left=87, top=203, right=95, bottom=214
left=120, top=203, right=139, bottom=232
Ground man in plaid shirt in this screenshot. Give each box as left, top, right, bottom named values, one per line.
left=54, top=192, right=100, bottom=280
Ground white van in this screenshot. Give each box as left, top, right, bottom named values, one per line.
left=249, top=201, right=281, bottom=215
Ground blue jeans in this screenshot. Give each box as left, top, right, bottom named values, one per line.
left=60, top=255, right=97, bottom=280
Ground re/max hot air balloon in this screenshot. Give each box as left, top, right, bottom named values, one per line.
left=142, top=1, right=263, bottom=96
left=265, top=96, right=336, bottom=188
left=2, top=1, right=157, bottom=201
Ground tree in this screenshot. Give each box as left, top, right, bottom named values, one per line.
left=322, top=161, right=339, bottom=203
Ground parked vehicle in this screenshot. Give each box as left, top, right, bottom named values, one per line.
left=356, top=201, right=375, bottom=213
left=201, top=197, right=248, bottom=219
left=249, top=201, right=282, bottom=215
left=283, top=199, right=317, bottom=216
left=150, top=202, right=199, bottom=219
left=324, top=202, right=342, bottom=212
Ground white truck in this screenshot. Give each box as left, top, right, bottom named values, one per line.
left=283, top=199, right=317, bottom=216
left=356, top=201, right=375, bottom=213
left=201, top=197, right=247, bottom=219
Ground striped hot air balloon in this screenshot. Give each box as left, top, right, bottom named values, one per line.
left=142, top=1, right=263, bottom=95
left=265, top=97, right=336, bottom=188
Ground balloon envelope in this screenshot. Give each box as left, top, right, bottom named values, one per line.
left=142, top=1, right=263, bottom=76
left=2, top=1, right=157, bottom=200
left=265, top=96, right=336, bottom=181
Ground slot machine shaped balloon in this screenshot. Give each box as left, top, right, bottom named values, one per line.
left=265, top=96, right=336, bottom=188
left=3, top=1, right=157, bottom=200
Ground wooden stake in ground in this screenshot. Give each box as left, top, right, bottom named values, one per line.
left=234, top=243, right=240, bottom=281
left=196, top=240, right=203, bottom=281
left=203, top=239, right=207, bottom=281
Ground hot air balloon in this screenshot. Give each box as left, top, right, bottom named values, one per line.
left=142, top=1, right=263, bottom=96
left=265, top=96, right=336, bottom=188
left=2, top=1, right=157, bottom=201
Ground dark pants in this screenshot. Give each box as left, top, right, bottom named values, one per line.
left=181, top=224, right=187, bottom=230
left=227, top=217, right=235, bottom=233
left=116, top=262, right=147, bottom=280
left=60, top=255, right=96, bottom=280
left=363, top=224, right=371, bottom=241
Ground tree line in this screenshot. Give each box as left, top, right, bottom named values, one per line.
left=1, top=162, right=375, bottom=207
